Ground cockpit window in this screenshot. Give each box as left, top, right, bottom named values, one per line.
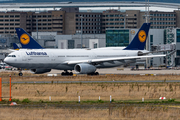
left=7, top=55, right=16, bottom=57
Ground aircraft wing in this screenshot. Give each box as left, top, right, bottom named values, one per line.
left=65, top=54, right=166, bottom=65
left=138, top=50, right=172, bottom=56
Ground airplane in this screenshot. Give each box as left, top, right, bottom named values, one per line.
left=4, top=23, right=166, bottom=76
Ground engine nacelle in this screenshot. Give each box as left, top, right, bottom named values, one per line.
left=30, top=69, right=51, bottom=74
left=74, top=63, right=96, bottom=74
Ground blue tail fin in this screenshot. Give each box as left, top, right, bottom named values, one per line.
left=124, top=23, right=151, bottom=50
left=13, top=43, right=20, bottom=50
left=15, top=28, right=43, bottom=49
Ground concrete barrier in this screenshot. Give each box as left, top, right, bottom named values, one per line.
left=117, top=68, right=124, bottom=71
left=47, top=74, right=57, bottom=76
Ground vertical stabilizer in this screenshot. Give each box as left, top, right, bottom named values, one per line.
left=124, top=23, right=151, bottom=50
left=15, top=28, right=43, bottom=49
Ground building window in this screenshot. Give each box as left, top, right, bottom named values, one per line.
left=177, top=29, right=180, bottom=42
left=150, top=35, right=153, bottom=43
left=106, top=29, right=129, bottom=47
left=177, top=50, right=180, bottom=56
left=68, top=40, right=75, bottom=49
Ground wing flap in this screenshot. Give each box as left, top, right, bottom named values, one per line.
left=65, top=54, right=166, bottom=65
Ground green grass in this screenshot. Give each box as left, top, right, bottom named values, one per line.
left=22, top=98, right=31, bottom=103
left=0, top=98, right=179, bottom=105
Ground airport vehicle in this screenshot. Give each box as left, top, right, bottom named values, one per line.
left=0, top=62, right=6, bottom=69
left=4, top=23, right=166, bottom=76
left=0, top=62, right=16, bottom=70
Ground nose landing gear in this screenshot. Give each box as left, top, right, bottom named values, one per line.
left=18, top=68, right=23, bottom=76
left=18, top=72, right=23, bottom=76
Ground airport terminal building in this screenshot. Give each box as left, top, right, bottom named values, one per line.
left=0, top=8, right=178, bottom=35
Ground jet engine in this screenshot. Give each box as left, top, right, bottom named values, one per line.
left=74, top=63, right=96, bottom=74
left=30, top=69, right=51, bottom=74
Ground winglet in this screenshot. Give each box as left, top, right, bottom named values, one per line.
left=15, top=28, right=43, bottom=49
left=13, top=43, right=19, bottom=50
left=124, top=23, right=151, bottom=50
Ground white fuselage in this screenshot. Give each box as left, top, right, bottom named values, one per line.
left=4, top=48, right=141, bottom=70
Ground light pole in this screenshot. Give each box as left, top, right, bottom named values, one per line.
left=36, top=19, right=38, bottom=40
left=123, top=14, right=128, bottom=28
left=145, top=0, right=150, bottom=68
left=80, top=16, right=84, bottom=49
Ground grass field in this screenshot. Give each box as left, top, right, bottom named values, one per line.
left=1, top=82, right=180, bottom=101
left=1, top=71, right=180, bottom=82
left=1, top=72, right=180, bottom=119
left=0, top=105, right=180, bottom=119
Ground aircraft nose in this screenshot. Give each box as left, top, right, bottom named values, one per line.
left=4, top=57, right=10, bottom=64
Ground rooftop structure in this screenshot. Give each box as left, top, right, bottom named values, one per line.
left=0, top=1, right=178, bottom=9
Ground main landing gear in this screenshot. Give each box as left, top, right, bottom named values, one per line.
left=61, top=70, right=73, bottom=76
left=87, top=72, right=99, bottom=76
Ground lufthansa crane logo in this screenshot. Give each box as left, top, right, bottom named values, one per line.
left=138, top=30, right=146, bottom=43
left=130, top=30, right=135, bottom=35
left=20, top=34, right=30, bottom=45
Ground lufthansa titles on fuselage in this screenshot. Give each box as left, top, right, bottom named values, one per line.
left=26, top=51, right=47, bottom=56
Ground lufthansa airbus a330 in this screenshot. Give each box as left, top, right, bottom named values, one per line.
left=4, top=23, right=165, bottom=76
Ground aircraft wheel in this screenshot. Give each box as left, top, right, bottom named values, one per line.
left=70, top=72, right=73, bottom=76
left=19, top=73, right=23, bottom=76
left=61, top=72, right=65, bottom=76
left=95, top=72, right=99, bottom=75
left=87, top=72, right=99, bottom=76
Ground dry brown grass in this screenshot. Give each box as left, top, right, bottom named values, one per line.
left=1, top=82, right=180, bottom=101
left=0, top=105, right=180, bottom=119
left=0, top=71, right=180, bottom=82
left=1, top=72, right=180, bottom=119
